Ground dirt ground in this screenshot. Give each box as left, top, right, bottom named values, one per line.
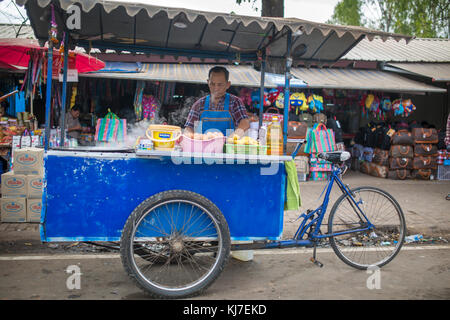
left=0, top=245, right=449, bottom=300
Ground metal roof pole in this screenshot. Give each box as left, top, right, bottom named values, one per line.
left=258, top=52, right=266, bottom=128
left=44, top=40, right=53, bottom=151
left=283, top=29, right=292, bottom=155
left=59, top=32, right=69, bottom=148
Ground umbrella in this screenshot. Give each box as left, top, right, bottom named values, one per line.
left=0, top=38, right=105, bottom=73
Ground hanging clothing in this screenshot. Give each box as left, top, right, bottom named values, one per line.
left=284, top=160, right=302, bottom=211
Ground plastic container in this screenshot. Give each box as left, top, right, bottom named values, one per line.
left=259, top=125, right=267, bottom=146
left=231, top=241, right=254, bottom=262
left=146, top=125, right=181, bottom=151
left=225, top=143, right=236, bottom=154
left=258, top=145, right=268, bottom=155
left=234, top=144, right=261, bottom=155
left=236, top=144, right=246, bottom=154
left=179, top=135, right=225, bottom=154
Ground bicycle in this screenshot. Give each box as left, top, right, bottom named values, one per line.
left=119, top=150, right=406, bottom=298
left=288, top=151, right=407, bottom=269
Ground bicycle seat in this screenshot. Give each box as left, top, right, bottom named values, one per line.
left=317, top=151, right=351, bottom=164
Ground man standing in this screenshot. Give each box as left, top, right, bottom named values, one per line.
left=64, top=104, right=82, bottom=140
left=184, top=66, right=249, bottom=137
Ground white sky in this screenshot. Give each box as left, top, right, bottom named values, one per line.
left=0, top=0, right=341, bottom=24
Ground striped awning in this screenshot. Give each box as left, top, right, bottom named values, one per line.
left=291, top=67, right=446, bottom=93
left=82, top=63, right=295, bottom=88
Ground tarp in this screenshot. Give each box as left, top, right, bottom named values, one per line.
left=0, top=38, right=105, bottom=73
left=93, top=61, right=142, bottom=73
left=290, top=67, right=446, bottom=93
left=17, top=0, right=412, bottom=65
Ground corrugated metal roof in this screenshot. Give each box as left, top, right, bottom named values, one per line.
left=386, top=63, right=450, bottom=82
left=0, top=23, right=34, bottom=39
left=82, top=63, right=265, bottom=87
left=342, top=37, right=450, bottom=62
left=82, top=63, right=307, bottom=88
left=290, top=67, right=446, bottom=93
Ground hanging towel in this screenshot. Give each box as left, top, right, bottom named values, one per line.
left=284, top=160, right=302, bottom=211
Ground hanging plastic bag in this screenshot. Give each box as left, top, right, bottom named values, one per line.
left=304, top=123, right=336, bottom=154
left=95, top=109, right=127, bottom=143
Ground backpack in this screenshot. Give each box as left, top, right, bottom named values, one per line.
left=327, top=117, right=343, bottom=143
left=290, top=92, right=308, bottom=112
left=299, top=113, right=313, bottom=127
left=313, top=113, right=327, bottom=125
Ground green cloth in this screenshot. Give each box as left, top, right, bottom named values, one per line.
left=284, top=160, right=302, bottom=210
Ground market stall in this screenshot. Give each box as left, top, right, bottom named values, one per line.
left=13, top=0, right=414, bottom=298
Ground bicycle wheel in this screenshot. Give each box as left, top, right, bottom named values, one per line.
left=328, top=186, right=406, bottom=270
left=120, top=190, right=230, bottom=299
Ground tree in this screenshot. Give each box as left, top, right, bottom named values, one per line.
left=328, top=0, right=450, bottom=38
left=235, top=0, right=284, bottom=17
left=327, top=0, right=363, bottom=26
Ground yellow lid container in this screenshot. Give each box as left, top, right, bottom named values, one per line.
left=146, top=125, right=181, bottom=151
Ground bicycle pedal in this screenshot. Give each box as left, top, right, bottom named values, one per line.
left=310, top=257, right=324, bottom=268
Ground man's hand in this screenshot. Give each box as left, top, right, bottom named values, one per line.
left=183, top=127, right=194, bottom=138
left=232, top=118, right=250, bottom=138
left=68, top=125, right=82, bottom=132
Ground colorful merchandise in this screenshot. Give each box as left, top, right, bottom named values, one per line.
left=275, top=92, right=285, bottom=109
left=95, top=109, right=127, bottom=143
left=267, top=88, right=281, bottom=105
left=142, top=95, right=159, bottom=120
left=290, top=92, right=308, bottom=113
left=251, top=89, right=270, bottom=108
left=307, top=94, right=323, bottom=113
left=304, top=123, right=336, bottom=154
left=239, top=88, right=252, bottom=106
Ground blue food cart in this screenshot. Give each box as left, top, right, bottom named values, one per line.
left=21, top=0, right=410, bottom=298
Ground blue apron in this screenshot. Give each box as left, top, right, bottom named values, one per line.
left=197, top=93, right=235, bottom=135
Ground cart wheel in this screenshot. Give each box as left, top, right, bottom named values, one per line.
left=120, top=190, right=230, bottom=299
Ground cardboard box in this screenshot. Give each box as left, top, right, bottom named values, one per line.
left=1, top=171, right=27, bottom=198
left=13, top=147, right=44, bottom=175
left=26, top=175, right=44, bottom=199
left=27, top=198, right=42, bottom=222
left=1, top=198, right=27, bottom=222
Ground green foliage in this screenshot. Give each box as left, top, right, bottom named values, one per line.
left=327, top=0, right=362, bottom=26
left=329, top=0, right=450, bottom=38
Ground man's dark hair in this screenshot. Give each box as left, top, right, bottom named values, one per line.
left=71, top=104, right=81, bottom=112
left=208, top=66, right=229, bottom=82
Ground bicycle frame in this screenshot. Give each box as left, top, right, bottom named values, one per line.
left=293, top=164, right=375, bottom=241
left=231, top=164, right=376, bottom=252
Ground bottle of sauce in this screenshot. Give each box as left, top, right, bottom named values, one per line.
left=267, top=116, right=283, bottom=155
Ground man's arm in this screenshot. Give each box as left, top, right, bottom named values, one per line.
left=230, top=95, right=250, bottom=138
left=184, top=98, right=203, bottom=138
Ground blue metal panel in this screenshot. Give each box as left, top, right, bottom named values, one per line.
left=42, top=153, right=286, bottom=242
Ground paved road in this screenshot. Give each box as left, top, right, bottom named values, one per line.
left=1, top=245, right=449, bottom=300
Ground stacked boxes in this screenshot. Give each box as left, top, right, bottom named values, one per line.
left=1, top=148, right=43, bottom=222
